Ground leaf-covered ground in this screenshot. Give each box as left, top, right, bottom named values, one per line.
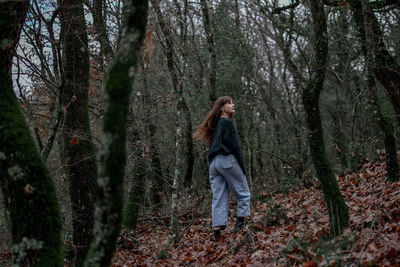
left=112, top=156, right=400, bottom=266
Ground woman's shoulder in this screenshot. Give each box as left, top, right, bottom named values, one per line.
left=217, top=118, right=234, bottom=128
left=218, top=117, right=233, bottom=123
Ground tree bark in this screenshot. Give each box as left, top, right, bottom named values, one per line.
left=92, top=0, right=114, bottom=69
left=59, top=0, right=98, bottom=265
left=200, top=0, right=217, bottom=104
left=348, top=0, right=400, bottom=124
left=123, top=128, right=147, bottom=230
left=148, top=121, right=165, bottom=207
left=328, top=7, right=352, bottom=170
left=361, top=0, right=399, bottom=182
left=141, top=65, right=164, bottom=208
left=0, top=1, right=63, bottom=265
left=303, top=0, right=349, bottom=237
left=183, top=99, right=194, bottom=188
left=174, top=0, right=195, bottom=190
left=84, top=1, right=148, bottom=266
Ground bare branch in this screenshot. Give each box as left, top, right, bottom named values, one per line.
left=272, top=0, right=300, bottom=14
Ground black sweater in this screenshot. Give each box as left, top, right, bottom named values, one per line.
left=208, top=118, right=246, bottom=174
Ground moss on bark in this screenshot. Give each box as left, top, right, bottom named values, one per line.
left=376, top=100, right=399, bottom=182
left=348, top=0, right=400, bottom=125
left=0, top=2, right=63, bottom=265
left=361, top=0, right=399, bottom=182
left=84, top=1, right=148, bottom=266
left=303, top=0, right=349, bottom=237
left=303, top=85, right=350, bottom=236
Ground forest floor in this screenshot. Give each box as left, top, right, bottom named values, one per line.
left=0, top=155, right=399, bottom=266
left=112, top=154, right=400, bottom=267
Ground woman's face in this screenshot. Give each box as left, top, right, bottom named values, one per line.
left=221, top=100, right=235, bottom=117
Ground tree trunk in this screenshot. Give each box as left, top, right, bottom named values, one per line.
left=361, top=0, right=399, bottom=182
left=303, top=0, right=349, bottom=237
left=329, top=109, right=348, bottom=169
left=84, top=1, right=148, bottom=266
left=200, top=0, right=217, bottom=104
left=368, top=79, right=399, bottom=182
left=182, top=99, right=194, bottom=188
left=0, top=1, right=63, bottom=265
left=59, top=1, right=98, bottom=265
left=148, top=121, right=164, bottom=207
left=92, top=0, right=114, bottom=69
left=123, top=128, right=147, bottom=230
left=172, top=0, right=194, bottom=189
left=141, top=66, right=164, bottom=208
left=171, top=103, right=183, bottom=243
left=348, top=0, right=400, bottom=124
left=329, top=7, right=352, bottom=170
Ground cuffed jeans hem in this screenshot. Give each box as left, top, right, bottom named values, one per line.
left=212, top=218, right=228, bottom=227
left=213, top=224, right=228, bottom=227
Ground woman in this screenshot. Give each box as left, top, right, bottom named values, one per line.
left=194, top=96, right=251, bottom=241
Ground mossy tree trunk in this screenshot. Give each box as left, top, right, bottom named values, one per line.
left=59, top=1, right=98, bottom=265
left=84, top=1, right=148, bottom=266
left=0, top=1, right=63, bottom=265
left=361, top=0, right=399, bottom=182
left=347, top=0, right=400, bottom=125
left=368, top=78, right=399, bottom=182
left=303, top=0, right=349, bottom=237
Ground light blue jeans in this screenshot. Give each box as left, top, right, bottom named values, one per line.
left=209, top=154, right=251, bottom=227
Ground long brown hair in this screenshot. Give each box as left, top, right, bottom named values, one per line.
left=193, top=96, right=233, bottom=145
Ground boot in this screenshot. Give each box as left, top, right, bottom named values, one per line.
left=212, top=225, right=226, bottom=242
left=212, top=229, right=221, bottom=242
left=234, top=217, right=244, bottom=232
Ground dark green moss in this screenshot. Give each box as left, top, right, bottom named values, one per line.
left=84, top=1, right=148, bottom=266
left=375, top=97, right=399, bottom=182
left=0, top=2, right=63, bottom=266
left=303, top=82, right=350, bottom=237
left=0, top=71, right=63, bottom=267
left=303, top=0, right=349, bottom=237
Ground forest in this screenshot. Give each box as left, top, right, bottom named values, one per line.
left=1, top=0, right=400, bottom=266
